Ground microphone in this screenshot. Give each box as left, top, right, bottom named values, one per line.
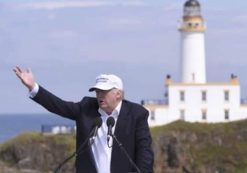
left=54, top=117, right=102, bottom=173
left=106, top=116, right=115, bottom=143
left=89, top=117, right=102, bottom=145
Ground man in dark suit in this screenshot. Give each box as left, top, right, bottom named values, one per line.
left=13, top=66, right=154, bottom=173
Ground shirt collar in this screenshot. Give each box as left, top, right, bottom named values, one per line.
left=98, top=101, right=122, bottom=119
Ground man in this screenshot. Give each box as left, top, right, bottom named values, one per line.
left=13, top=66, right=154, bottom=173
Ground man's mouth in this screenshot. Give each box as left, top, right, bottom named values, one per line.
left=99, top=100, right=104, bottom=104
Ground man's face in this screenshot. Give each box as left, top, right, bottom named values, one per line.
left=95, top=88, right=121, bottom=114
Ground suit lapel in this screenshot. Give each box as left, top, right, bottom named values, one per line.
left=111, top=101, right=130, bottom=171
left=114, top=101, right=129, bottom=140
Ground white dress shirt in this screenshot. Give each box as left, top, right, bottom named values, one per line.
left=29, top=83, right=39, bottom=98
left=91, top=102, right=121, bottom=173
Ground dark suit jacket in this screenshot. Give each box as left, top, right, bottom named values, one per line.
left=32, top=86, right=154, bottom=173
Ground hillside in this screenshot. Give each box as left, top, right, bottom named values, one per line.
left=1, top=120, right=247, bottom=173
left=152, top=120, right=247, bottom=173
left=0, top=132, right=76, bottom=173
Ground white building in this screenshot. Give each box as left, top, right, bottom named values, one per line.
left=144, top=0, right=247, bottom=127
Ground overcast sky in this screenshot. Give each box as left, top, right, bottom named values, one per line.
left=1, top=0, right=247, bottom=114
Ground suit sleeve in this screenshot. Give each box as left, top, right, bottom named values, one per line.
left=135, top=108, right=154, bottom=173
left=31, top=85, right=81, bottom=120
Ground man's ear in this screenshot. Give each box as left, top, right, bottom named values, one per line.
left=116, top=90, right=122, bottom=99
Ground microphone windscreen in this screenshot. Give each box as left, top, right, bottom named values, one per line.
left=94, top=117, right=103, bottom=127
left=106, top=116, right=115, bottom=127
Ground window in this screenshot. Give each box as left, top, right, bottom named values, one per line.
left=224, top=90, right=229, bottom=102
left=201, top=91, right=207, bottom=102
left=192, top=73, right=195, bottom=82
left=180, top=91, right=185, bottom=102
left=224, top=109, right=229, bottom=120
left=180, top=109, right=185, bottom=120
left=150, top=111, right=155, bottom=121
left=202, top=109, right=207, bottom=120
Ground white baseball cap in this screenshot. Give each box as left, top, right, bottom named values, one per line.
left=89, top=74, right=123, bottom=92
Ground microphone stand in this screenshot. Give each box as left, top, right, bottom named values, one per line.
left=112, top=134, right=141, bottom=173
left=54, top=128, right=95, bottom=173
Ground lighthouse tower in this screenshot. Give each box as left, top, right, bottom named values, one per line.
left=179, top=0, right=206, bottom=83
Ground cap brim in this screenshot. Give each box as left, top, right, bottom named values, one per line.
left=88, top=87, right=96, bottom=92
left=88, top=85, right=114, bottom=92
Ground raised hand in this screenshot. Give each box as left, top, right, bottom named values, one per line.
left=13, top=66, right=36, bottom=91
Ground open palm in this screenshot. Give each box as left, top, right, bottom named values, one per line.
left=13, top=66, right=35, bottom=91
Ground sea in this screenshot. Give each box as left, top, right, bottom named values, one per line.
left=0, top=113, right=75, bottom=144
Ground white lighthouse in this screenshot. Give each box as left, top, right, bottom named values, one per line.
left=179, top=0, right=206, bottom=83
left=143, top=0, right=247, bottom=127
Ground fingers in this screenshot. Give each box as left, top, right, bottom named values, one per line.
left=13, top=66, right=30, bottom=79
left=13, top=66, right=22, bottom=78
left=14, top=66, right=22, bottom=73
left=13, top=66, right=22, bottom=75
left=13, top=66, right=33, bottom=78
left=13, top=66, right=30, bottom=73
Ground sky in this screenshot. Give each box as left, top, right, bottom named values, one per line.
left=1, top=0, right=247, bottom=114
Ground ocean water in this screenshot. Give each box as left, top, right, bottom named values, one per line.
left=0, top=113, right=75, bottom=144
